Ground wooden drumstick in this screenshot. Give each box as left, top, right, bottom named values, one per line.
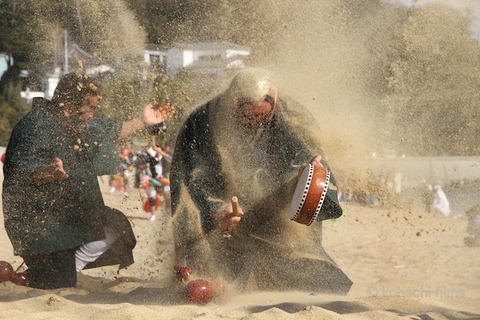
left=231, top=196, right=239, bottom=216
left=223, top=196, right=239, bottom=238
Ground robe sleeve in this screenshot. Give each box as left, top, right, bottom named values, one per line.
left=3, top=109, right=56, bottom=185
left=276, top=97, right=343, bottom=221
left=170, top=106, right=227, bottom=233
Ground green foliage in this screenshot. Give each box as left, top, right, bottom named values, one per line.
left=0, top=67, right=29, bottom=145
left=0, top=1, right=48, bottom=69
left=124, top=0, right=283, bottom=54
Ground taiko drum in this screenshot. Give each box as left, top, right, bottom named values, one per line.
left=290, top=163, right=330, bottom=226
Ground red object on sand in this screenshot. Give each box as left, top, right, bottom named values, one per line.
left=174, top=265, right=192, bottom=282
left=185, top=279, right=215, bottom=305
left=0, top=261, right=14, bottom=282
left=11, top=272, right=29, bottom=287
left=174, top=265, right=217, bottom=304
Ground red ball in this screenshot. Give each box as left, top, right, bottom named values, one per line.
left=185, top=279, right=215, bottom=305
left=174, top=265, right=192, bottom=282
left=0, top=261, right=14, bottom=282
left=11, top=272, right=29, bottom=287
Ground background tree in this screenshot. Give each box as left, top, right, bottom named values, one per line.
left=383, top=4, right=480, bottom=156
left=0, top=67, right=29, bottom=145
left=0, top=1, right=48, bottom=69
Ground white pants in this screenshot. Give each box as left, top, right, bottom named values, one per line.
left=75, top=229, right=117, bottom=272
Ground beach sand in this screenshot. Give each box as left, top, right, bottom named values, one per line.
left=1, top=175, right=479, bottom=320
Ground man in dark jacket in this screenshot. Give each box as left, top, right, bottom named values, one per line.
left=170, top=68, right=351, bottom=294
left=2, top=72, right=174, bottom=289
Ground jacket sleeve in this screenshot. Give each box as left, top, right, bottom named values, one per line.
left=170, top=107, right=227, bottom=233
left=276, top=97, right=343, bottom=221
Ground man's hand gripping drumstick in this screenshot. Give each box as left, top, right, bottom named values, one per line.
left=212, top=196, right=244, bottom=238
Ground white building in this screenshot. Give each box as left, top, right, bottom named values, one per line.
left=145, top=42, right=251, bottom=75
left=45, top=70, right=61, bottom=99
left=144, top=44, right=169, bottom=73
left=20, top=88, right=45, bottom=102
left=0, top=53, right=13, bottom=79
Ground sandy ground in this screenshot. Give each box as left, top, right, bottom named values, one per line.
left=1, top=172, right=479, bottom=320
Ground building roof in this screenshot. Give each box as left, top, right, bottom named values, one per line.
left=169, top=41, right=251, bottom=52
left=188, top=56, right=247, bottom=70
left=145, top=44, right=170, bottom=52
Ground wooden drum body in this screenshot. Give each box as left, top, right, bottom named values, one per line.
left=290, top=163, right=330, bottom=226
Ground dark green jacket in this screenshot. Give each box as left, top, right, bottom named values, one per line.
left=171, top=95, right=342, bottom=234
left=2, top=98, right=122, bottom=256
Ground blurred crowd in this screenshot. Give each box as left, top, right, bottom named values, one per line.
left=108, top=139, right=173, bottom=222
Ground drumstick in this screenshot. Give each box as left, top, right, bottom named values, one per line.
left=231, top=196, right=239, bottom=216
left=223, top=196, right=239, bottom=238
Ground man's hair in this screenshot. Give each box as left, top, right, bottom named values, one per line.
left=51, top=72, right=101, bottom=109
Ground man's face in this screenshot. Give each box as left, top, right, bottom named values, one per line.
left=235, top=91, right=276, bottom=128
left=63, top=95, right=100, bottom=132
